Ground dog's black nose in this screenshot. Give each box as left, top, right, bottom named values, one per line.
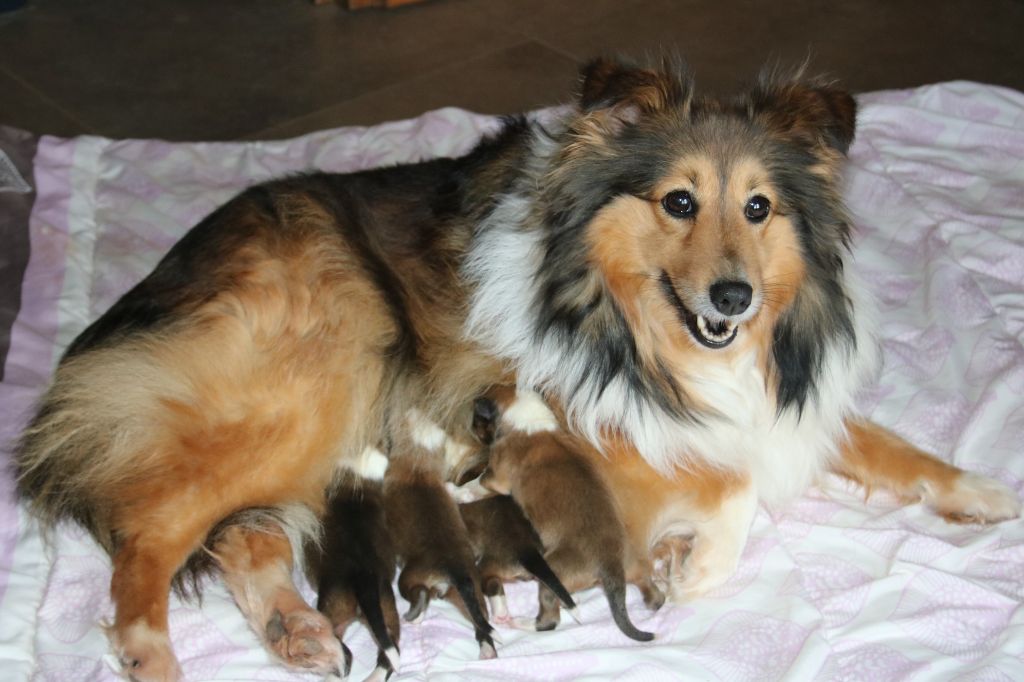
left=710, top=281, right=752, bottom=316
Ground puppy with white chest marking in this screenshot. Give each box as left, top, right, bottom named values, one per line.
left=383, top=411, right=497, bottom=659
left=306, top=447, right=400, bottom=682
left=478, top=387, right=660, bottom=642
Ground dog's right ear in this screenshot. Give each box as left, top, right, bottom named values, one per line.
left=471, top=397, right=500, bottom=445
left=578, top=56, right=691, bottom=128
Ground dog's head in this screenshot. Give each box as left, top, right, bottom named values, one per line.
left=532, top=56, right=857, bottom=417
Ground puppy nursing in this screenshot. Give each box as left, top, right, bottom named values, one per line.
left=306, top=449, right=399, bottom=682
left=383, top=411, right=497, bottom=659
left=477, top=387, right=659, bottom=642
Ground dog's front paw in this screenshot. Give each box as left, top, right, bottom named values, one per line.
left=665, top=480, right=757, bottom=602
left=672, top=535, right=743, bottom=601
left=926, top=472, right=1021, bottom=524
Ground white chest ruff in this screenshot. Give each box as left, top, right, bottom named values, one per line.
left=675, top=350, right=849, bottom=507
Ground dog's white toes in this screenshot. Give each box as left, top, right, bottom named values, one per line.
left=926, top=472, right=1022, bottom=524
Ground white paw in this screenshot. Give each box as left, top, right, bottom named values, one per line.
left=109, top=621, right=182, bottom=682
left=927, top=472, right=1022, bottom=524
left=667, top=480, right=757, bottom=602
left=673, top=537, right=743, bottom=601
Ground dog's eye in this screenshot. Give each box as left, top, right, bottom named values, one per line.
left=662, top=190, right=697, bottom=219
left=745, top=195, right=771, bottom=223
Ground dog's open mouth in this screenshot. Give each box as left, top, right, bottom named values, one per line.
left=660, top=272, right=739, bottom=349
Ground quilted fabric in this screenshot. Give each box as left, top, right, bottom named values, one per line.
left=0, top=83, right=1022, bottom=681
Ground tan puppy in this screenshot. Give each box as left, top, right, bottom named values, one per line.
left=478, top=388, right=659, bottom=641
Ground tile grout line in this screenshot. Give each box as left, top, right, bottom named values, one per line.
left=0, top=64, right=99, bottom=135
left=526, top=35, right=584, bottom=64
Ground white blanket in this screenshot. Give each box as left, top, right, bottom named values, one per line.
left=1, top=82, right=1022, bottom=681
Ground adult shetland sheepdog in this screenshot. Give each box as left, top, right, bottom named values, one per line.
left=15, top=57, right=1020, bottom=681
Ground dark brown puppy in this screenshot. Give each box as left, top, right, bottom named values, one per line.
left=459, top=495, right=578, bottom=625
left=384, top=411, right=497, bottom=659
left=478, top=388, right=658, bottom=641
left=306, top=449, right=399, bottom=682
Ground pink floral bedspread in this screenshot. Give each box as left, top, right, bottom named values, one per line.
left=1, top=83, right=1022, bottom=681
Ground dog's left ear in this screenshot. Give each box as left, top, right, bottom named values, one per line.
left=577, top=56, right=690, bottom=130
left=749, top=78, right=856, bottom=156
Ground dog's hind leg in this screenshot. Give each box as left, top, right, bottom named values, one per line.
left=214, top=522, right=348, bottom=677
left=109, top=530, right=198, bottom=682
left=835, top=419, right=1021, bottom=524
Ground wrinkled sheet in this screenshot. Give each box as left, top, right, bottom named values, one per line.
left=1, top=83, right=1022, bottom=681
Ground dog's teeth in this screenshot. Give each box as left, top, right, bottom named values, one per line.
left=696, top=314, right=737, bottom=343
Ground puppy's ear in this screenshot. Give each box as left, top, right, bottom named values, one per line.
left=472, top=397, right=500, bottom=445
left=749, top=71, right=856, bottom=155
left=577, top=56, right=691, bottom=130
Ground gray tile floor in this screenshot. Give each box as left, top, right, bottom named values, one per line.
left=1, top=0, right=1023, bottom=141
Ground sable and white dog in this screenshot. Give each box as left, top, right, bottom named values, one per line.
left=15, top=57, right=1020, bottom=680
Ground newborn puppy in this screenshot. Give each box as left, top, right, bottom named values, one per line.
left=459, top=495, right=578, bottom=624
left=306, top=448, right=399, bottom=682
left=384, top=410, right=497, bottom=659
left=477, top=388, right=656, bottom=642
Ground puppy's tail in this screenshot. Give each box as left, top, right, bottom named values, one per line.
left=403, top=585, right=431, bottom=623
left=518, top=548, right=576, bottom=610
left=449, top=567, right=496, bottom=654
left=352, top=572, right=400, bottom=672
left=600, top=563, right=654, bottom=642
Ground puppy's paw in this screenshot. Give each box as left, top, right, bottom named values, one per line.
left=110, top=621, right=182, bottom=682
left=926, top=472, right=1021, bottom=524
left=265, top=607, right=346, bottom=674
